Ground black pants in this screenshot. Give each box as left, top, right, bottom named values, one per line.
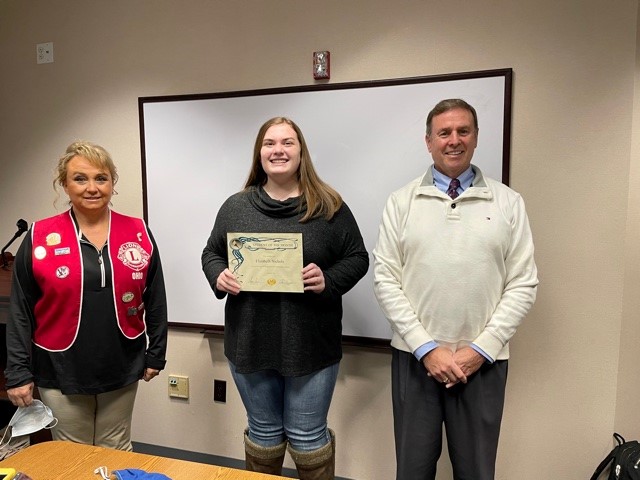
left=392, top=348, right=508, bottom=480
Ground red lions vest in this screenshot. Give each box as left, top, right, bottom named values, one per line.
left=31, top=210, right=153, bottom=351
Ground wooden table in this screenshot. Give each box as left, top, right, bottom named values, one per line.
left=0, top=441, right=285, bottom=479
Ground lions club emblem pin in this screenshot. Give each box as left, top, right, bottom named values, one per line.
left=117, top=242, right=150, bottom=272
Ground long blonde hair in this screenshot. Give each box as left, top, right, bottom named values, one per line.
left=244, top=117, right=342, bottom=222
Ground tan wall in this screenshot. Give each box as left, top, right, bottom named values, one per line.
left=1, top=1, right=638, bottom=478
left=616, top=0, right=640, bottom=441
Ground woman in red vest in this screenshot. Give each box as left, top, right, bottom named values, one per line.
left=4, top=141, right=168, bottom=451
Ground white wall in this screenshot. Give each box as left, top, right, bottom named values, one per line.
left=1, top=1, right=638, bottom=478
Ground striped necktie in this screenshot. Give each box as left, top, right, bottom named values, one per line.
left=447, top=178, right=460, bottom=199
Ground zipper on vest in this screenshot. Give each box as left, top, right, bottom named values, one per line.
left=82, top=238, right=107, bottom=289
left=96, top=250, right=106, bottom=288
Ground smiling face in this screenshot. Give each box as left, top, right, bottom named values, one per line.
left=63, top=155, right=114, bottom=216
left=426, top=107, right=478, bottom=179
left=260, top=123, right=302, bottom=183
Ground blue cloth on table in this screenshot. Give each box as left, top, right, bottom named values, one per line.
left=113, top=469, right=172, bottom=480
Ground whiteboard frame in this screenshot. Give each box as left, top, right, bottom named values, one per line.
left=139, top=68, right=513, bottom=348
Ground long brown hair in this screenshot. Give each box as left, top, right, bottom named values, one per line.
left=244, top=117, right=342, bottom=222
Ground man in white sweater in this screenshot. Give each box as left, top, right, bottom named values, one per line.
left=373, top=99, right=538, bottom=480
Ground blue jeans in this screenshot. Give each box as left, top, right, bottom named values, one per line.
left=229, top=361, right=339, bottom=451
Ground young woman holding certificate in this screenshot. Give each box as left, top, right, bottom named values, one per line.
left=201, top=117, right=369, bottom=479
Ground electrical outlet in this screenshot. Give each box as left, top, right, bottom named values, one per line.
left=213, top=379, right=226, bottom=403
left=168, top=375, right=189, bottom=399
left=36, top=42, right=54, bottom=64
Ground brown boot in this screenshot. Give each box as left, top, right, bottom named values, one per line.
left=244, top=430, right=287, bottom=475
left=288, top=429, right=335, bottom=480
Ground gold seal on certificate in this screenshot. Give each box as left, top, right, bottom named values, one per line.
left=227, top=233, right=304, bottom=293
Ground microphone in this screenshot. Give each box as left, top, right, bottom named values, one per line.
left=16, top=219, right=28, bottom=235
left=1, top=218, right=29, bottom=268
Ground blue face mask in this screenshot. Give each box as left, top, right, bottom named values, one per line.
left=0, top=400, right=58, bottom=448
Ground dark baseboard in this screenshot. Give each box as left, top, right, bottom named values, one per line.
left=132, top=441, right=351, bottom=479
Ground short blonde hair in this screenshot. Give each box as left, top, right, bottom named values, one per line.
left=53, top=141, right=118, bottom=208
left=54, top=141, right=118, bottom=187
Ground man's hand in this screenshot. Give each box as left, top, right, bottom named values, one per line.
left=422, top=347, right=467, bottom=387
left=452, top=346, right=486, bottom=377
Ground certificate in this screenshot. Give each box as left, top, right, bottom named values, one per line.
left=227, top=233, right=304, bottom=293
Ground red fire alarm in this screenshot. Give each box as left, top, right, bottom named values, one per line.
left=313, top=51, right=330, bottom=80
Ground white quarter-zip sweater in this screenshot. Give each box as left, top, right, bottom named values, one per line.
left=373, top=165, right=538, bottom=361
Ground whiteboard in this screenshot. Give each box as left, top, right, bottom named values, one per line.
left=139, top=69, right=512, bottom=346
